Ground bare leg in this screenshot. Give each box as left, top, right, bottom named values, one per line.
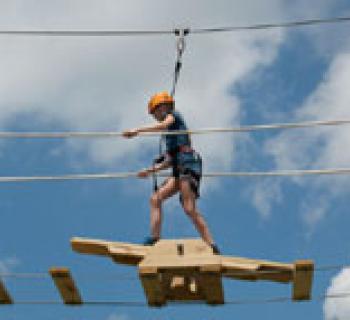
left=178, top=179, right=214, bottom=245
left=149, top=177, right=178, bottom=239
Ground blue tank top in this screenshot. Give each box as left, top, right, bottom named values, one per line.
left=165, top=111, right=191, bottom=152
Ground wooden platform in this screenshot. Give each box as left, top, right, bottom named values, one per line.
left=71, top=237, right=314, bottom=307
left=138, top=239, right=224, bottom=306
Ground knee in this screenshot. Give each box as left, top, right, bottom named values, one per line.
left=183, top=203, right=196, bottom=217
left=150, top=193, right=162, bottom=207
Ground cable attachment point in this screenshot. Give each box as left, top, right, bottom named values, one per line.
left=174, top=28, right=189, bottom=56
left=171, top=28, right=189, bottom=97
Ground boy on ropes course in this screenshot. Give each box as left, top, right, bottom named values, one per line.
left=123, top=92, right=220, bottom=254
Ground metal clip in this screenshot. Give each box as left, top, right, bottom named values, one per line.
left=171, top=28, right=190, bottom=97
left=174, top=28, right=189, bottom=57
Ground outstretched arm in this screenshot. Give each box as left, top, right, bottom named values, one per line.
left=123, top=114, right=175, bottom=138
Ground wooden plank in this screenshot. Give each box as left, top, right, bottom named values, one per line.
left=108, top=243, right=149, bottom=265
left=71, top=237, right=148, bottom=266
left=71, top=237, right=111, bottom=256
left=138, top=239, right=224, bottom=306
left=0, top=279, right=12, bottom=305
left=222, top=256, right=293, bottom=270
left=222, top=256, right=294, bottom=282
left=292, top=260, right=314, bottom=301
left=150, top=239, right=213, bottom=256
left=222, top=257, right=261, bottom=281
left=139, top=267, right=166, bottom=307
left=140, top=255, right=221, bottom=270
left=199, top=271, right=224, bottom=305
left=138, top=239, right=222, bottom=306
left=49, top=267, right=82, bottom=305
left=257, top=264, right=293, bottom=283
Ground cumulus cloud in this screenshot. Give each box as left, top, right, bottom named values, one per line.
left=239, top=0, right=350, bottom=220
left=254, top=50, right=350, bottom=222
left=2, top=0, right=347, bottom=205
left=324, top=268, right=350, bottom=320
left=264, top=53, right=350, bottom=170
left=247, top=179, right=282, bottom=219
left=0, top=257, right=20, bottom=273
left=0, top=0, right=289, bottom=197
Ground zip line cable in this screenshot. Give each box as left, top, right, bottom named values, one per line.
left=190, top=16, right=350, bottom=34
left=0, top=119, right=349, bottom=139
left=0, top=16, right=350, bottom=37
left=0, top=272, right=136, bottom=280
left=4, top=292, right=350, bottom=306
left=225, top=292, right=350, bottom=306
left=0, top=168, right=350, bottom=183
left=1, top=263, right=349, bottom=279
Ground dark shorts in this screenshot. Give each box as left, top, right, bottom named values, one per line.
left=160, top=173, right=201, bottom=202
left=172, top=151, right=202, bottom=199
left=179, top=169, right=201, bottom=199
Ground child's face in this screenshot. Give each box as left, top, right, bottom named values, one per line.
left=152, top=104, right=169, bottom=121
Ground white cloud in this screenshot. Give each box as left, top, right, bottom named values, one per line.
left=248, top=179, right=282, bottom=219
left=1, top=0, right=347, bottom=206
left=0, top=0, right=288, bottom=193
left=250, top=48, right=350, bottom=222
left=324, top=268, right=350, bottom=320
left=0, top=257, right=20, bottom=273
left=300, top=197, right=330, bottom=238
left=283, top=0, right=350, bottom=57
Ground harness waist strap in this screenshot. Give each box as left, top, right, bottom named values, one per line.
left=168, top=145, right=194, bottom=156
left=178, top=145, right=194, bottom=153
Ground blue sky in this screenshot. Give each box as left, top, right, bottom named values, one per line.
left=1, top=1, right=350, bottom=319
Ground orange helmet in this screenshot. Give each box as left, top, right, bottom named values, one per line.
left=148, top=92, right=174, bottom=114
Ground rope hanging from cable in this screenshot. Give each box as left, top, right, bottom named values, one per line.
left=170, top=28, right=189, bottom=97
left=153, top=29, right=189, bottom=191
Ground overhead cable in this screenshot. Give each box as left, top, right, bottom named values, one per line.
left=5, top=292, right=350, bottom=306
left=0, top=168, right=349, bottom=183
left=0, top=119, right=349, bottom=139
left=1, top=264, right=349, bottom=279
left=0, top=16, right=349, bottom=37
left=191, top=16, right=350, bottom=34
left=225, top=292, right=350, bottom=306
left=0, top=30, right=171, bottom=37
left=202, top=168, right=350, bottom=178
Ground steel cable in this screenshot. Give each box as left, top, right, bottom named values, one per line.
left=0, top=119, right=349, bottom=139
left=0, top=16, right=349, bottom=37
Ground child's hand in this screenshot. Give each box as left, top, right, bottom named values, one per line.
left=122, top=129, right=138, bottom=138
left=137, top=169, right=151, bottom=178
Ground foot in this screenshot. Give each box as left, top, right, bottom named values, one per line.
left=143, top=236, right=159, bottom=246
left=210, top=243, right=221, bottom=255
